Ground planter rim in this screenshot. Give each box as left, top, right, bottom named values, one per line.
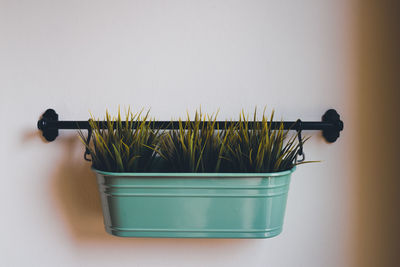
left=92, top=167, right=296, bottom=178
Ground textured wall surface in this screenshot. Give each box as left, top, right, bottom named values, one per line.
left=1, top=1, right=397, bottom=266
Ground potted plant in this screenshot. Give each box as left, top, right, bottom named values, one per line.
left=81, top=109, right=310, bottom=238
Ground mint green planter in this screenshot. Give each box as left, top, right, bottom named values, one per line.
left=93, top=168, right=295, bottom=238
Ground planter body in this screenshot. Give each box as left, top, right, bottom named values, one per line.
left=94, top=169, right=294, bottom=238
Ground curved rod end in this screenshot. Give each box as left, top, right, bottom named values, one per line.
left=38, top=109, right=59, bottom=142
left=322, top=109, right=344, bottom=143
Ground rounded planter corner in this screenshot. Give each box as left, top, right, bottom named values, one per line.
left=93, top=168, right=295, bottom=239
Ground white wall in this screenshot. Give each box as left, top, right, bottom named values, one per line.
left=0, top=1, right=360, bottom=266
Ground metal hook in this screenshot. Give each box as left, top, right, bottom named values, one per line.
left=84, top=121, right=93, bottom=162
left=295, top=119, right=305, bottom=163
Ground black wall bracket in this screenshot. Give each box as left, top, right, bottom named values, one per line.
left=37, top=109, right=59, bottom=142
left=37, top=109, right=344, bottom=143
left=321, top=109, right=344, bottom=142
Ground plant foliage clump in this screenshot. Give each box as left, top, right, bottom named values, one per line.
left=157, top=111, right=228, bottom=172
left=79, top=109, right=160, bottom=172
left=221, top=110, right=309, bottom=172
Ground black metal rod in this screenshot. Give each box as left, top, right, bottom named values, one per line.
left=37, top=109, right=344, bottom=143
left=43, top=120, right=333, bottom=130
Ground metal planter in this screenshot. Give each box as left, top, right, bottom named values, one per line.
left=94, top=168, right=295, bottom=238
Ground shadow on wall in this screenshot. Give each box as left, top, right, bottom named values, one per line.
left=49, top=135, right=240, bottom=246
left=50, top=135, right=107, bottom=241
left=355, top=1, right=400, bottom=267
